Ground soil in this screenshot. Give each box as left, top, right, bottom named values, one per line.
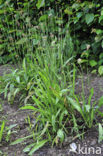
left=0, top=65, right=103, bottom=156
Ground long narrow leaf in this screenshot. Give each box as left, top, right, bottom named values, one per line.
left=0, top=121, right=5, bottom=142
left=29, top=140, right=48, bottom=155
left=67, top=97, right=84, bottom=117
left=10, top=135, right=33, bottom=145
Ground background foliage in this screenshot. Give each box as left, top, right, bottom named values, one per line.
left=0, top=0, right=103, bottom=69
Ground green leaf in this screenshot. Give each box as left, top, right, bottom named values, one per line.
left=85, top=13, right=94, bottom=24
left=20, top=105, right=36, bottom=111
left=0, top=10, right=6, bottom=14
left=23, top=58, right=26, bottom=72
left=101, top=40, right=103, bottom=48
left=101, top=9, right=103, bottom=16
left=59, top=110, right=68, bottom=125
left=39, top=14, right=48, bottom=22
left=98, top=66, right=103, bottom=75
left=62, top=57, right=74, bottom=68
left=96, top=96, right=103, bottom=111
left=33, top=39, right=39, bottom=46
left=88, top=88, right=94, bottom=105
left=14, top=88, right=20, bottom=97
left=95, top=29, right=103, bottom=35
left=23, top=143, right=35, bottom=153
left=76, top=12, right=83, bottom=19
left=28, top=140, right=48, bottom=155
left=67, top=97, right=84, bottom=117
left=98, top=123, right=103, bottom=143
left=91, top=69, right=97, bottom=74
left=39, top=122, right=49, bottom=138
left=99, top=15, right=103, bottom=23
left=99, top=53, right=103, bottom=59
left=0, top=121, right=5, bottom=142
left=84, top=105, right=91, bottom=112
left=16, top=38, right=28, bottom=45
left=10, top=135, right=33, bottom=145
left=57, top=129, right=64, bottom=141
left=52, top=115, right=56, bottom=132
left=64, top=8, right=72, bottom=15
left=89, top=60, right=97, bottom=67
left=0, top=150, right=3, bottom=154
left=6, top=124, right=17, bottom=130
left=36, top=0, right=45, bottom=9
left=16, top=76, right=20, bottom=83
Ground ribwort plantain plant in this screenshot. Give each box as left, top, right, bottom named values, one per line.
left=67, top=67, right=103, bottom=129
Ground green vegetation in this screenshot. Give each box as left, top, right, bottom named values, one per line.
left=98, top=123, right=103, bottom=143
left=0, top=0, right=103, bottom=155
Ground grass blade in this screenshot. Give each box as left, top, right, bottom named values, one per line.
left=10, top=135, right=33, bottom=145
left=28, top=140, right=48, bottom=155
left=0, top=121, right=5, bottom=142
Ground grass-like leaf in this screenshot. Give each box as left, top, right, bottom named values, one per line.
left=10, top=135, right=33, bottom=145
left=28, top=140, right=48, bottom=155
left=0, top=121, right=5, bottom=142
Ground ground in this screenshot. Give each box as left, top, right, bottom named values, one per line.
left=0, top=65, right=103, bottom=156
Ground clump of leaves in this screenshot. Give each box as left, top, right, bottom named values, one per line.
left=19, top=67, right=72, bottom=153
left=68, top=90, right=103, bottom=128
left=0, top=120, right=17, bottom=143
left=0, top=59, right=37, bottom=104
